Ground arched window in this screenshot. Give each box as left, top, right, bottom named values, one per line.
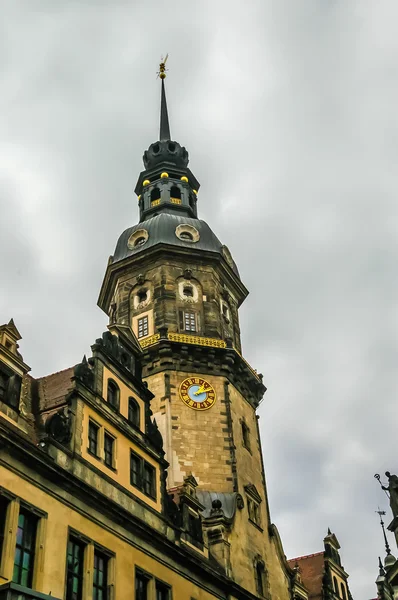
left=341, top=583, right=347, bottom=600
left=333, top=577, right=339, bottom=596
left=150, top=187, right=160, bottom=201
left=128, top=397, right=140, bottom=428
left=107, top=379, right=120, bottom=410
left=170, top=185, right=181, bottom=200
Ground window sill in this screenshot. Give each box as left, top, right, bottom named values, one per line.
left=105, top=463, right=117, bottom=473
left=248, top=518, right=263, bottom=532
left=87, top=448, right=101, bottom=461
left=130, top=481, right=157, bottom=502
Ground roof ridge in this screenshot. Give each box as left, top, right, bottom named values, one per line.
left=36, top=365, right=75, bottom=381
left=288, top=551, right=324, bottom=562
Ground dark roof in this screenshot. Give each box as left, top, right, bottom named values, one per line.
left=287, top=552, right=325, bottom=599
left=112, top=213, right=240, bottom=277
left=37, top=367, right=75, bottom=411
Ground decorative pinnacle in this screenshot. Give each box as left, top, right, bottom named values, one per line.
left=158, top=54, right=171, bottom=141
left=376, top=508, right=391, bottom=556
left=158, top=54, right=168, bottom=80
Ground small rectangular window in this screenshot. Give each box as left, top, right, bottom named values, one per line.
left=156, top=580, right=171, bottom=600
left=137, top=316, right=149, bottom=339
left=184, top=311, right=196, bottom=332
left=13, top=509, right=37, bottom=587
left=93, top=549, right=108, bottom=600
left=135, top=570, right=149, bottom=600
left=66, top=537, right=85, bottom=600
left=104, top=432, right=115, bottom=469
left=88, top=421, right=99, bottom=456
left=0, top=495, right=9, bottom=567
left=130, top=452, right=142, bottom=489
left=143, top=463, right=156, bottom=499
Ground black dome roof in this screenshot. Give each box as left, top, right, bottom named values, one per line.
left=112, top=213, right=240, bottom=277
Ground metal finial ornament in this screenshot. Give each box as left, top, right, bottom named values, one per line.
left=158, top=54, right=171, bottom=141
left=158, top=54, right=169, bottom=80
left=376, top=508, right=391, bottom=556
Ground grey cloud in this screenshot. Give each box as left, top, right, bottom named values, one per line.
left=2, top=1, right=398, bottom=597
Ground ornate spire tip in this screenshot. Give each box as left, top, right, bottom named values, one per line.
left=159, top=54, right=168, bottom=80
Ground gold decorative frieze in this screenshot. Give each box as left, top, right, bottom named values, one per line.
left=138, top=333, right=261, bottom=379
left=151, top=199, right=161, bottom=207
left=167, top=333, right=226, bottom=348
left=170, top=197, right=182, bottom=204
left=139, top=334, right=160, bottom=348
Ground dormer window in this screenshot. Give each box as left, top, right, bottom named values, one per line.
left=107, top=379, right=120, bottom=411
left=134, top=237, right=146, bottom=247
left=180, top=231, right=193, bottom=241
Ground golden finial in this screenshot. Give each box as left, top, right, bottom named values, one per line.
left=158, top=54, right=169, bottom=80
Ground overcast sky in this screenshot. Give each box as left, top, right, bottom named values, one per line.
left=1, top=1, right=398, bottom=597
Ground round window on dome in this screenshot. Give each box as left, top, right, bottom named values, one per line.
left=175, top=224, right=200, bottom=243
left=127, top=229, right=149, bottom=250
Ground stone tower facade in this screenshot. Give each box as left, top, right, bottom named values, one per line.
left=98, top=74, right=291, bottom=598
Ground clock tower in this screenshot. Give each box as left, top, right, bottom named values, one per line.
left=98, top=64, right=292, bottom=598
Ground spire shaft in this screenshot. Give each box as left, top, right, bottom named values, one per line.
left=160, top=78, right=171, bottom=141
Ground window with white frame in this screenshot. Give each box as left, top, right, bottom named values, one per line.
left=137, top=316, right=149, bottom=338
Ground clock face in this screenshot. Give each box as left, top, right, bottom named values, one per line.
left=179, top=377, right=216, bottom=411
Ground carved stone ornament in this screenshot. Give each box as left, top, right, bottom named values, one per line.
left=183, top=268, right=192, bottom=280
left=74, top=355, right=94, bottom=389
left=236, top=493, right=244, bottom=510
left=45, top=408, right=72, bottom=445
left=137, top=273, right=145, bottom=285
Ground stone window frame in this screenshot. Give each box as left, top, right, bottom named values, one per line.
left=87, top=419, right=118, bottom=472
left=254, top=555, right=270, bottom=599
left=106, top=379, right=120, bottom=411
left=66, top=527, right=115, bottom=600
left=240, top=418, right=252, bottom=453
left=129, top=451, right=157, bottom=501
left=132, top=310, right=154, bottom=341
left=244, top=484, right=263, bottom=531
left=0, top=488, right=47, bottom=589
left=104, top=430, right=116, bottom=471
left=0, top=362, right=21, bottom=412
left=135, top=566, right=172, bottom=600
left=175, top=224, right=200, bottom=243
left=127, top=228, right=149, bottom=250
left=179, top=310, right=199, bottom=334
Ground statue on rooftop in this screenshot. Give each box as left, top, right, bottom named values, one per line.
left=382, top=472, right=398, bottom=518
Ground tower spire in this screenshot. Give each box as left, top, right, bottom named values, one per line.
left=159, top=55, right=171, bottom=141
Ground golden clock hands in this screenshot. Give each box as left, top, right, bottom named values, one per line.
left=194, top=383, right=212, bottom=396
